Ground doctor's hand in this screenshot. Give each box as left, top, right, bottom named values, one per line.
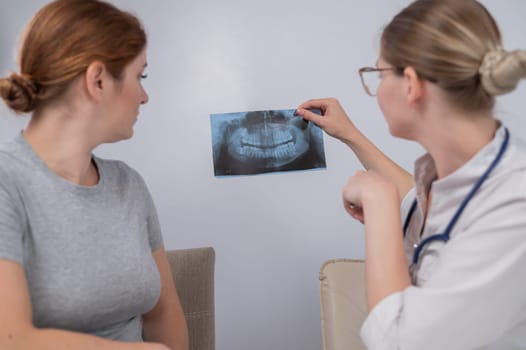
left=342, top=170, right=398, bottom=224
left=295, top=98, right=358, bottom=143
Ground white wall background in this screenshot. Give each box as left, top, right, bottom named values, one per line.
left=1, top=1, right=525, bottom=349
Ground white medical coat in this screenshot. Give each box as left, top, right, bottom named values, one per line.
left=361, top=126, right=526, bottom=349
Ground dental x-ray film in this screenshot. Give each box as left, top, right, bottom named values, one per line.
left=210, top=109, right=326, bottom=176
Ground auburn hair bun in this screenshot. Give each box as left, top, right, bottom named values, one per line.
left=0, top=73, right=39, bottom=114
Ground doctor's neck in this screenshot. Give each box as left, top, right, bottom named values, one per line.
left=417, top=110, right=499, bottom=180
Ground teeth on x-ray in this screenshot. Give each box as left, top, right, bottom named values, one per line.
left=210, top=109, right=327, bottom=176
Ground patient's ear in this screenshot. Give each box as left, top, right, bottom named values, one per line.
left=85, top=61, right=107, bottom=102
left=404, top=66, right=425, bottom=106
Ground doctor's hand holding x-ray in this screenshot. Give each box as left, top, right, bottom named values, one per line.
left=296, top=98, right=413, bottom=200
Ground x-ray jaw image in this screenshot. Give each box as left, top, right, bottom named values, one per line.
left=210, top=109, right=326, bottom=176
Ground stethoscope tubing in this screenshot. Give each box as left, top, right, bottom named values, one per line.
left=404, top=128, right=510, bottom=266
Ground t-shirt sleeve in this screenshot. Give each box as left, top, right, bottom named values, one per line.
left=132, top=169, right=164, bottom=252
left=145, top=186, right=164, bottom=252
left=0, top=181, right=25, bottom=265
left=118, top=161, right=165, bottom=253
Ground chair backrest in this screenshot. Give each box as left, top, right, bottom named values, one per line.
left=167, top=247, right=215, bottom=350
left=319, top=259, right=367, bottom=350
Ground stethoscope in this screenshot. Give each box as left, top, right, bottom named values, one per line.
left=403, top=128, right=510, bottom=277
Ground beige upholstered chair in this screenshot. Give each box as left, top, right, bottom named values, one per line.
left=319, top=259, right=367, bottom=350
left=167, top=247, right=215, bottom=350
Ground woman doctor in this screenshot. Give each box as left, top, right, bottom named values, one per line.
left=297, top=0, right=526, bottom=348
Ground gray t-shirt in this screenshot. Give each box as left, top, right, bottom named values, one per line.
left=0, top=133, right=164, bottom=341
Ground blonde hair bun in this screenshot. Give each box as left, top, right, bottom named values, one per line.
left=480, top=49, right=526, bottom=96
left=0, top=73, right=39, bottom=113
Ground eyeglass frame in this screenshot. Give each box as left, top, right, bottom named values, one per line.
left=358, top=66, right=404, bottom=96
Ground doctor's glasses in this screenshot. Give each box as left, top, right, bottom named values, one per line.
left=358, top=66, right=402, bottom=96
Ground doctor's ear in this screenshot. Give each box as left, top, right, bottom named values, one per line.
left=85, top=61, right=108, bottom=100
left=403, top=66, right=425, bottom=105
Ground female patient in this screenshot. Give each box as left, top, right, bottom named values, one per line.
left=297, top=0, right=526, bottom=348
left=0, top=0, right=188, bottom=349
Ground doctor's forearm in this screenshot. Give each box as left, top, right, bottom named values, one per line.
left=342, top=129, right=413, bottom=200
left=363, top=189, right=411, bottom=311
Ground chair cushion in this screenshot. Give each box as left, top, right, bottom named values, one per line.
left=167, top=247, right=215, bottom=350
left=319, top=259, right=367, bottom=350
